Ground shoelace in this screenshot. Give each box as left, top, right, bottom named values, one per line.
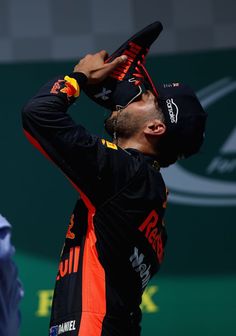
left=133, top=57, right=146, bottom=86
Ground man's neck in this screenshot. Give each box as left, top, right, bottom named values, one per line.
left=114, top=136, right=158, bottom=157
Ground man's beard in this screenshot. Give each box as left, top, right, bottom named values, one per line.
left=104, top=111, right=138, bottom=139
left=104, top=114, right=116, bottom=137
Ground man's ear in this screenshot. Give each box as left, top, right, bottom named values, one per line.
left=143, top=119, right=166, bottom=136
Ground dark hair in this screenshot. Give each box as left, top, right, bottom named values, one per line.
left=156, top=125, right=206, bottom=167
left=153, top=108, right=179, bottom=167
left=156, top=145, right=179, bottom=167
left=155, top=102, right=206, bottom=167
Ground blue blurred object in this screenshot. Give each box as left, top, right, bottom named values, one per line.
left=0, top=214, right=24, bottom=336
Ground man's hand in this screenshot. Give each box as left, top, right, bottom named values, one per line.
left=73, top=50, right=127, bottom=84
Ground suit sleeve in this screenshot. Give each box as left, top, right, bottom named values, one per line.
left=22, top=72, right=119, bottom=205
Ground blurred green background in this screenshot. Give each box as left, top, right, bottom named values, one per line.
left=1, top=48, right=236, bottom=335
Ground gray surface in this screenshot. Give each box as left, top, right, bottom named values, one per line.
left=0, top=0, right=235, bottom=62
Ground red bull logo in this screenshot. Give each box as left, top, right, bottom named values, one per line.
left=138, top=210, right=164, bottom=263
left=60, top=81, right=77, bottom=97
left=66, top=214, right=75, bottom=239
left=56, top=246, right=80, bottom=281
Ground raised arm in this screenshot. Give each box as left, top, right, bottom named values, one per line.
left=22, top=51, right=127, bottom=204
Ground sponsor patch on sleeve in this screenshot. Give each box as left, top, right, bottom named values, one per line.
left=101, top=139, right=118, bottom=150
left=60, top=76, right=80, bottom=98
left=50, top=76, right=80, bottom=98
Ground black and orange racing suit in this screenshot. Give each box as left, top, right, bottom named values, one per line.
left=22, top=73, right=168, bottom=336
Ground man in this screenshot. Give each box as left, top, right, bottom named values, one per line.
left=0, top=214, right=23, bottom=336
left=22, top=23, right=206, bottom=336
